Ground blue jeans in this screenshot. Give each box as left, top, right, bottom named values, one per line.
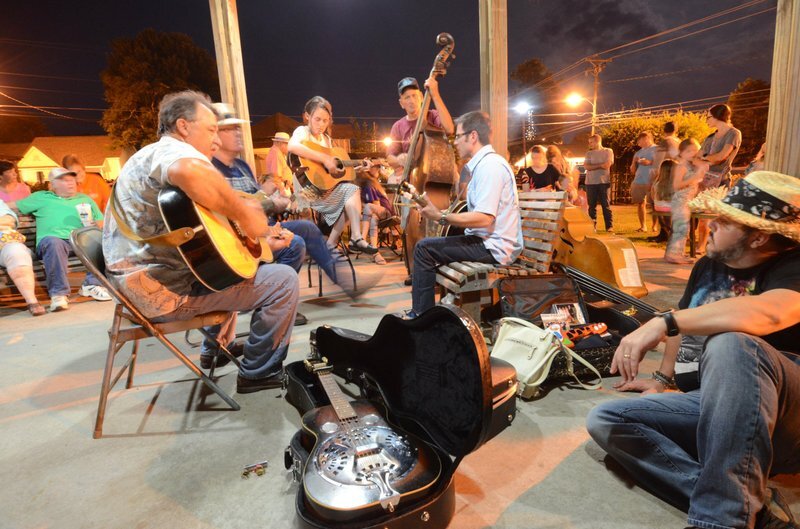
left=36, top=236, right=100, bottom=297
left=159, top=264, right=298, bottom=380
left=411, top=235, right=496, bottom=314
left=586, top=333, right=800, bottom=529
left=586, top=183, right=612, bottom=230
left=280, top=220, right=335, bottom=280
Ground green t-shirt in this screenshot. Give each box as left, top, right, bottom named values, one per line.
left=15, top=191, right=103, bottom=247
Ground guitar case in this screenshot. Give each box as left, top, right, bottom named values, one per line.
left=284, top=305, right=517, bottom=529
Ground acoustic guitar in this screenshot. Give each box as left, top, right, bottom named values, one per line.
left=301, top=356, right=441, bottom=522
left=288, top=140, right=366, bottom=196
left=158, top=186, right=278, bottom=292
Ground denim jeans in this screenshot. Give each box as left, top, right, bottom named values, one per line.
left=586, top=333, right=800, bottom=529
left=280, top=219, right=335, bottom=280
left=158, top=263, right=298, bottom=380
left=586, top=183, right=612, bottom=230
left=36, top=236, right=101, bottom=297
left=411, top=235, right=496, bottom=314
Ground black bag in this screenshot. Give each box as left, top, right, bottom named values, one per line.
left=497, top=274, right=617, bottom=381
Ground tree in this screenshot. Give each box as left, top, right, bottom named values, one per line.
left=510, top=58, right=559, bottom=93
left=101, top=29, right=219, bottom=151
left=0, top=115, right=48, bottom=143
left=727, top=77, right=769, bottom=164
left=349, top=119, right=379, bottom=156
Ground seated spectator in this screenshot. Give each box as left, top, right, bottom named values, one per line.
left=523, top=145, right=560, bottom=190
left=358, top=159, right=398, bottom=265
left=61, top=154, right=111, bottom=212
left=0, top=199, right=45, bottom=315
left=9, top=167, right=111, bottom=311
left=0, top=160, right=31, bottom=202
left=587, top=171, right=800, bottom=529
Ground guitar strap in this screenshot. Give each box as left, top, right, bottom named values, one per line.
left=109, top=184, right=197, bottom=247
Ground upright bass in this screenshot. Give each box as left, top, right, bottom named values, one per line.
left=400, top=33, right=458, bottom=275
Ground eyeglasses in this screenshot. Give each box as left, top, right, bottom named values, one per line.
left=453, top=130, right=473, bottom=141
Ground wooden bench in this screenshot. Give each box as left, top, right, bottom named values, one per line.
left=435, top=190, right=568, bottom=323
left=0, top=214, right=88, bottom=299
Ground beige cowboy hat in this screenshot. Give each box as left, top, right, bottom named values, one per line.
left=271, top=132, right=290, bottom=143
left=689, top=170, right=800, bottom=242
left=211, top=102, right=249, bottom=126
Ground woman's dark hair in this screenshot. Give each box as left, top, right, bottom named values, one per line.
left=302, top=96, right=333, bottom=135
left=663, top=121, right=676, bottom=134
left=708, top=104, right=732, bottom=123
left=0, top=159, right=15, bottom=174
left=653, top=159, right=676, bottom=203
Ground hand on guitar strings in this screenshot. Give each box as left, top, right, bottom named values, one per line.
left=610, top=316, right=668, bottom=383
left=266, top=223, right=294, bottom=252
left=238, top=200, right=271, bottom=240
left=416, top=195, right=442, bottom=221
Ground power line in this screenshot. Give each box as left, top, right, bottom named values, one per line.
left=0, top=71, right=102, bottom=83
left=0, top=90, right=95, bottom=122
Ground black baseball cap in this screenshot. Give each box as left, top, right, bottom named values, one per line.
left=397, top=77, right=420, bottom=96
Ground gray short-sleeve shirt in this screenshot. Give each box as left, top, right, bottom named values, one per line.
left=102, top=136, right=209, bottom=318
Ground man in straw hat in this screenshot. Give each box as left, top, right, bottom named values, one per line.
left=587, top=171, right=800, bottom=529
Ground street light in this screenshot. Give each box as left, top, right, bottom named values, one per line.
left=513, top=101, right=532, bottom=167
left=382, top=136, right=393, bottom=147
left=565, top=92, right=597, bottom=135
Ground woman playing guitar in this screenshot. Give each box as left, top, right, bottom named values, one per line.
left=287, top=96, right=378, bottom=255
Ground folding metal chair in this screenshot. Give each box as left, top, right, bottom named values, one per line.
left=69, top=227, right=241, bottom=439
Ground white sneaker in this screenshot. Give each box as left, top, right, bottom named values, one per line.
left=79, top=284, right=112, bottom=301
left=50, top=295, right=69, bottom=312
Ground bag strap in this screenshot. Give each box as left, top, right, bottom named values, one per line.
left=498, top=317, right=560, bottom=388
left=109, top=183, right=197, bottom=247
left=558, top=342, right=603, bottom=390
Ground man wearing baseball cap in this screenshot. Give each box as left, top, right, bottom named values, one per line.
left=10, top=167, right=109, bottom=310
left=587, top=171, right=800, bottom=528
left=386, top=75, right=454, bottom=169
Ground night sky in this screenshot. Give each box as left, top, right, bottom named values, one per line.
left=0, top=0, right=777, bottom=138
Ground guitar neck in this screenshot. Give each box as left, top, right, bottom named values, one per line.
left=317, top=371, right=358, bottom=421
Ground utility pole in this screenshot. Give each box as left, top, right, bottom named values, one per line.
left=209, top=0, right=254, bottom=170
left=479, top=0, right=508, bottom=157
left=765, top=0, right=800, bottom=175
left=586, top=56, right=611, bottom=135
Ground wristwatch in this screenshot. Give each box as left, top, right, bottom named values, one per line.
left=660, top=310, right=680, bottom=337
left=437, top=211, right=448, bottom=226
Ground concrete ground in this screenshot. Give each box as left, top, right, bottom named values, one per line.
left=1, top=240, right=798, bottom=529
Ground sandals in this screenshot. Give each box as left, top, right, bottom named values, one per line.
left=27, top=303, right=46, bottom=317
left=347, top=238, right=378, bottom=255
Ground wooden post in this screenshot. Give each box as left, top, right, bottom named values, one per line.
left=765, top=0, right=800, bottom=176
left=478, top=0, right=508, bottom=158
left=208, top=0, right=255, bottom=169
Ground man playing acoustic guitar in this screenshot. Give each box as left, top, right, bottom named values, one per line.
left=103, top=91, right=298, bottom=394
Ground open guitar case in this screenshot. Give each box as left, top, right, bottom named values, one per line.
left=283, top=304, right=518, bottom=529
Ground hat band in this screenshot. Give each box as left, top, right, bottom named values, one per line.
left=722, top=179, right=800, bottom=222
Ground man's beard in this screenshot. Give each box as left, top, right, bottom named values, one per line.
left=707, top=232, right=750, bottom=264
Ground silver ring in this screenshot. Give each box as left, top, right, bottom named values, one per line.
left=623, top=354, right=631, bottom=358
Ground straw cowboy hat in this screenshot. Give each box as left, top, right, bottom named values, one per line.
left=271, top=132, right=290, bottom=143
left=689, top=170, right=800, bottom=242
left=211, top=102, right=249, bottom=126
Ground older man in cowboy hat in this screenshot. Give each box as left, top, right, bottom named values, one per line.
left=587, top=171, right=800, bottom=529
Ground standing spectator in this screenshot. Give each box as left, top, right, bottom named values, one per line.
left=0, top=160, right=31, bottom=202
left=695, top=104, right=742, bottom=254
left=584, top=134, right=614, bottom=232
left=745, top=142, right=767, bottom=175
left=10, top=167, right=110, bottom=311
left=61, top=155, right=111, bottom=212
left=665, top=139, right=708, bottom=264
left=649, top=121, right=681, bottom=238
left=523, top=145, right=560, bottom=190
left=1, top=199, right=45, bottom=315
left=629, top=131, right=658, bottom=232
